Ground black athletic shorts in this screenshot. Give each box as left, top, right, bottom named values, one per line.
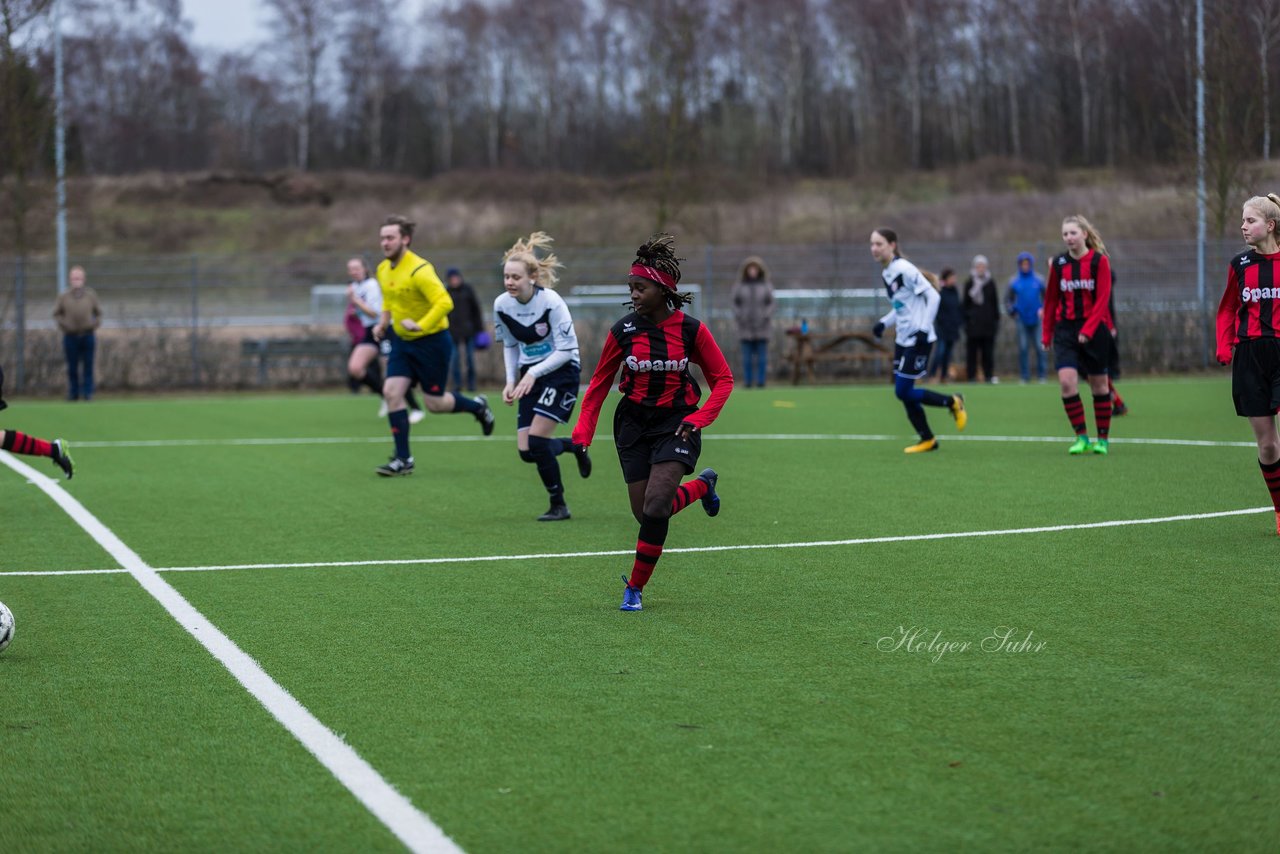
left=1053, top=321, right=1113, bottom=378
left=613, top=398, right=701, bottom=483
left=893, top=336, right=933, bottom=380
left=358, top=325, right=378, bottom=346
left=1232, top=338, right=1280, bottom=417
left=0, top=363, right=6, bottom=411
left=387, top=329, right=451, bottom=395
left=517, top=362, right=580, bottom=429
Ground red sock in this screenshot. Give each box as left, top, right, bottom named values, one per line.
left=1, top=430, right=53, bottom=458
left=670, top=478, right=710, bottom=515
left=1062, top=395, right=1087, bottom=436
left=1108, top=379, right=1125, bottom=409
left=1092, top=392, right=1112, bottom=439
left=1259, top=459, right=1280, bottom=512
left=628, top=513, right=669, bottom=590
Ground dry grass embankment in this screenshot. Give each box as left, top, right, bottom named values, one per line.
left=5, top=158, right=1274, bottom=257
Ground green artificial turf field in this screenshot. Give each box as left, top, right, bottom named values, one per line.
left=1, top=379, right=1276, bottom=852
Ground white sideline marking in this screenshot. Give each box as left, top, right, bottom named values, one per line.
left=66, top=433, right=1257, bottom=449
left=0, top=452, right=462, bottom=854
left=6, top=506, right=1269, bottom=578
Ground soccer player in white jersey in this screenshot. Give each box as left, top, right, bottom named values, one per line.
left=494, top=232, right=592, bottom=521
left=345, top=257, right=423, bottom=422
left=869, top=227, right=968, bottom=453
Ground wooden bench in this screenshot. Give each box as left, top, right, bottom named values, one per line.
left=240, top=337, right=349, bottom=386
left=785, top=329, right=889, bottom=384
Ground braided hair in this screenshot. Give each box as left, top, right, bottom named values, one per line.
left=633, top=233, right=695, bottom=309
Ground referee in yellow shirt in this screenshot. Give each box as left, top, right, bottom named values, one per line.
left=371, top=215, right=494, bottom=476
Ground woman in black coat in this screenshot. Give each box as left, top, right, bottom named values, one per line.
left=963, top=254, right=1000, bottom=382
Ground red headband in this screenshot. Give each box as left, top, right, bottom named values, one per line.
left=630, top=263, right=677, bottom=290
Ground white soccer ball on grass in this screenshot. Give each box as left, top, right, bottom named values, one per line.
left=0, top=601, right=14, bottom=653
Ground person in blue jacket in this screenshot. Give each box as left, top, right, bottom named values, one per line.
left=1005, top=251, right=1046, bottom=383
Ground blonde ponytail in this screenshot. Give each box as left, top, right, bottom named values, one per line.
left=502, top=231, right=562, bottom=288
left=1064, top=214, right=1108, bottom=257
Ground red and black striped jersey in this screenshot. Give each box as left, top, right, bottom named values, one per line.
left=571, top=310, right=734, bottom=447
left=1042, top=249, right=1113, bottom=346
left=1216, top=248, right=1280, bottom=364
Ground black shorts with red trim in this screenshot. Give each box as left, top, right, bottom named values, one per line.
left=613, top=397, right=702, bottom=483
left=1232, top=338, right=1280, bottom=417
left=1052, top=321, right=1114, bottom=378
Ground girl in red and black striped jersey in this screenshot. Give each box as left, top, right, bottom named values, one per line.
left=1216, top=193, right=1280, bottom=535
left=1042, top=215, right=1116, bottom=455
left=0, top=366, right=75, bottom=479
left=571, top=235, right=734, bottom=612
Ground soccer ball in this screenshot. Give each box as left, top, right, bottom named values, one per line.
left=0, top=601, right=14, bottom=653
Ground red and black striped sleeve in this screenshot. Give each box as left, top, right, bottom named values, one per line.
left=1042, top=258, right=1061, bottom=347
left=1080, top=254, right=1112, bottom=340
left=1216, top=264, right=1242, bottom=365
left=683, top=323, right=734, bottom=430
left=570, top=329, right=624, bottom=447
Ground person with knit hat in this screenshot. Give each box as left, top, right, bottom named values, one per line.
left=1005, top=251, right=1046, bottom=383
left=445, top=266, right=484, bottom=393
left=731, top=256, right=776, bottom=388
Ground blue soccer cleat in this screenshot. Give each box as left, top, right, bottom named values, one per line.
left=619, top=574, right=642, bottom=611
left=697, top=468, right=720, bottom=517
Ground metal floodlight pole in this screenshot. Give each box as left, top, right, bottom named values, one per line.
left=1196, top=0, right=1207, bottom=368
left=54, top=0, right=68, bottom=295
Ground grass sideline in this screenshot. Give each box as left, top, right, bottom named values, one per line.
left=1, top=378, right=1277, bottom=851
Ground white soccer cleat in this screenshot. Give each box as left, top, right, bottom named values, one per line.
left=408, top=408, right=426, bottom=424
left=377, top=401, right=389, bottom=418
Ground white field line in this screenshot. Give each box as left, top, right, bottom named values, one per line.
left=0, top=452, right=462, bottom=854
left=5, top=506, right=1269, bottom=579
left=68, top=433, right=1256, bottom=449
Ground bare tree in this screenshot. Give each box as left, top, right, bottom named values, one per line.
left=1249, top=0, right=1280, bottom=160
left=264, top=0, right=341, bottom=170
left=0, top=0, right=53, bottom=255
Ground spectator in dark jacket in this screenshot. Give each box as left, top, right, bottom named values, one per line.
left=930, top=268, right=963, bottom=382
left=446, top=267, right=484, bottom=393
left=963, top=254, right=1000, bottom=382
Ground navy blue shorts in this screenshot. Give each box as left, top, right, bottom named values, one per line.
left=893, top=339, right=933, bottom=380
left=1052, top=322, right=1113, bottom=377
left=613, top=398, right=701, bottom=482
left=517, top=362, right=581, bottom=429
left=387, top=329, right=452, bottom=395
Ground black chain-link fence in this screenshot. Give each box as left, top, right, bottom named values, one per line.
left=0, top=239, right=1240, bottom=394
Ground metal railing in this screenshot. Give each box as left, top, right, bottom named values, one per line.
left=0, top=240, right=1240, bottom=393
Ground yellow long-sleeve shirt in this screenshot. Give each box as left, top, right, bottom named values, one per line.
left=376, top=250, right=453, bottom=339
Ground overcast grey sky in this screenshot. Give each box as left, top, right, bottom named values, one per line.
left=181, top=0, right=268, bottom=49
left=181, top=0, right=433, bottom=50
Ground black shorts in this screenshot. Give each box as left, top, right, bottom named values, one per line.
left=613, top=398, right=701, bottom=483
left=893, top=338, right=933, bottom=380
left=517, top=362, right=580, bottom=429
left=1232, top=338, right=1280, bottom=417
left=358, top=325, right=378, bottom=347
left=386, top=329, right=451, bottom=395
left=0, top=363, right=6, bottom=411
left=1052, top=322, right=1113, bottom=377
